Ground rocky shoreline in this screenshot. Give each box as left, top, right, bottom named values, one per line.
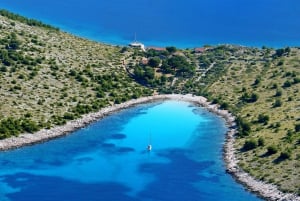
left=223, top=122, right=300, bottom=201
left=0, top=94, right=298, bottom=200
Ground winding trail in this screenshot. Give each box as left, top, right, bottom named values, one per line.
left=0, top=94, right=298, bottom=201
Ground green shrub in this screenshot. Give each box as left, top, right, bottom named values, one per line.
left=21, top=118, right=39, bottom=133
left=0, top=66, right=7, bottom=72
left=278, top=151, right=291, bottom=160
left=258, top=137, right=265, bottom=146
left=148, top=57, right=161, bottom=67
left=267, top=145, right=278, bottom=155
left=0, top=117, right=40, bottom=137
left=236, top=117, right=251, bottom=137
left=242, top=139, right=258, bottom=151
left=283, top=80, right=292, bottom=88
left=63, top=112, right=75, bottom=120
left=273, top=48, right=290, bottom=58
left=274, top=89, right=282, bottom=97
left=166, top=46, right=177, bottom=54
left=253, top=77, right=261, bottom=86
left=0, top=117, right=22, bottom=136
left=257, top=114, right=269, bottom=124
left=293, top=77, right=300, bottom=84
left=295, top=124, right=300, bottom=133
left=273, top=99, right=282, bottom=107
left=220, top=102, right=229, bottom=110
left=277, top=60, right=284, bottom=66
left=285, top=130, right=294, bottom=143
left=240, top=92, right=259, bottom=103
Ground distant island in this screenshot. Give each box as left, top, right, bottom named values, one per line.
left=0, top=10, right=299, bottom=200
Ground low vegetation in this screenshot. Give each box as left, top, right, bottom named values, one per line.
left=201, top=45, right=300, bottom=195
left=0, top=10, right=299, bottom=195
left=0, top=11, right=151, bottom=138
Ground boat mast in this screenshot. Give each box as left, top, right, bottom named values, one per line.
left=134, top=32, right=137, bottom=43
left=147, top=132, right=152, bottom=151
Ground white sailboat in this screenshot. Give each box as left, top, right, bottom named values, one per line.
left=129, top=33, right=145, bottom=51
left=147, top=144, right=152, bottom=151
left=147, top=133, right=152, bottom=151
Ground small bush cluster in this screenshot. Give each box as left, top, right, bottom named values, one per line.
left=242, top=137, right=265, bottom=151
left=0, top=117, right=40, bottom=139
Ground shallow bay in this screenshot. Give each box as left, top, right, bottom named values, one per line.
left=0, top=101, right=261, bottom=201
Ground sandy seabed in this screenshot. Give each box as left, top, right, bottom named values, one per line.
left=0, top=94, right=298, bottom=201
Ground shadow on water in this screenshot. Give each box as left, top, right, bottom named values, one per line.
left=3, top=173, right=139, bottom=201
left=100, top=142, right=135, bottom=154
left=117, top=147, right=135, bottom=153
left=107, top=133, right=127, bottom=140
left=136, top=148, right=217, bottom=201
left=3, top=149, right=216, bottom=201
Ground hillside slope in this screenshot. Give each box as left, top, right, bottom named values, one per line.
left=203, top=46, right=300, bottom=194
left=0, top=10, right=299, bottom=196
left=0, top=12, right=151, bottom=138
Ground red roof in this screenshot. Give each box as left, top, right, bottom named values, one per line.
left=147, top=46, right=166, bottom=51
left=194, top=47, right=205, bottom=53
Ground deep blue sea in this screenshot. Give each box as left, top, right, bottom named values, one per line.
left=0, top=101, right=261, bottom=201
left=1, top=0, right=300, bottom=48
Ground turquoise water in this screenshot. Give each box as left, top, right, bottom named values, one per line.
left=1, top=0, right=300, bottom=47
left=0, top=101, right=261, bottom=201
